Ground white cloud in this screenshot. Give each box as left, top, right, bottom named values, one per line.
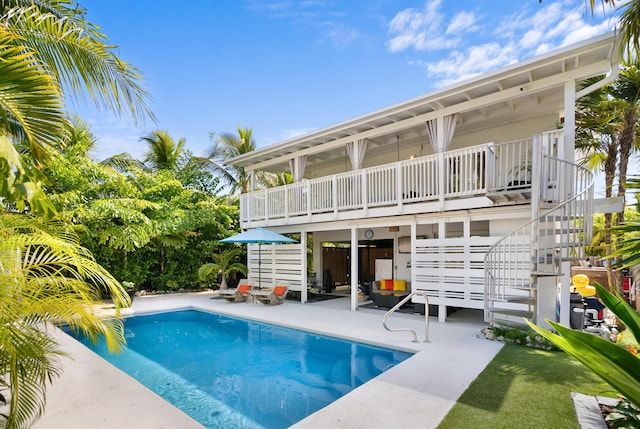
left=521, top=30, right=543, bottom=49
left=387, top=1, right=618, bottom=87
left=386, top=0, right=447, bottom=52
left=426, top=43, right=518, bottom=87
left=321, top=22, right=359, bottom=49
left=284, top=128, right=316, bottom=140
left=446, top=11, right=477, bottom=35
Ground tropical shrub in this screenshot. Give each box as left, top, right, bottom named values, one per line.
left=0, top=215, right=129, bottom=429
left=198, top=248, right=248, bottom=289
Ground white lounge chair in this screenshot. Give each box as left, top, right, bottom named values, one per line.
left=218, top=280, right=254, bottom=302
left=251, top=284, right=289, bottom=305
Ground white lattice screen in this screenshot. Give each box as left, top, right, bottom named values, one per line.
left=412, top=236, right=500, bottom=308
left=248, top=243, right=304, bottom=290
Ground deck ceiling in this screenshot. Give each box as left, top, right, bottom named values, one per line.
left=229, top=32, right=618, bottom=174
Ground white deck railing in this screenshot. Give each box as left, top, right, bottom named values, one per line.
left=484, top=143, right=594, bottom=325
left=240, top=135, right=560, bottom=226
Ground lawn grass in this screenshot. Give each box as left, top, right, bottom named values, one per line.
left=437, top=344, right=614, bottom=429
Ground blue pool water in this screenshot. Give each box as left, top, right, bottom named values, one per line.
left=67, top=309, right=412, bottom=429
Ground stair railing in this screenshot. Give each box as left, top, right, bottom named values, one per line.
left=484, top=155, right=594, bottom=325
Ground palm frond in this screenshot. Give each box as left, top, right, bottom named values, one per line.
left=0, top=28, right=66, bottom=162
left=4, top=5, right=154, bottom=124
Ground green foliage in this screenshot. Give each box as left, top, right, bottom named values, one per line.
left=610, top=178, right=640, bottom=266
left=483, top=325, right=556, bottom=350
left=44, top=134, right=241, bottom=291
left=140, top=130, right=185, bottom=172
left=207, top=126, right=259, bottom=194
left=0, top=214, right=128, bottom=429
left=607, top=399, right=640, bottom=428
left=0, top=1, right=154, bottom=215
left=198, top=247, right=248, bottom=289
left=587, top=207, right=640, bottom=256
left=527, top=283, right=640, bottom=409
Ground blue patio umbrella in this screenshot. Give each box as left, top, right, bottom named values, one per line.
left=220, top=227, right=297, bottom=289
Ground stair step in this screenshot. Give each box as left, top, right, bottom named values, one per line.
left=542, top=215, right=581, bottom=221
left=538, top=229, right=584, bottom=236
left=503, top=296, right=536, bottom=304
left=530, top=271, right=563, bottom=276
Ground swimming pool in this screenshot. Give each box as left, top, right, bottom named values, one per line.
left=67, top=309, right=412, bottom=429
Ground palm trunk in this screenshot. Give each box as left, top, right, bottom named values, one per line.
left=611, top=108, right=636, bottom=292
left=603, top=138, right=618, bottom=293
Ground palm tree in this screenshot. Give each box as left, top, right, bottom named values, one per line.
left=576, top=76, right=625, bottom=290
left=263, top=171, right=294, bottom=188
left=140, top=130, right=186, bottom=172
left=580, top=1, right=640, bottom=58
left=0, top=215, right=129, bottom=429
left=608, top=62, right=640, bottom=235
left=0, top=28, right=63, bottom=216
left=0, top=3, right=152, bottom=426
left=0, top=1, right=153, bottom=213
left=1, top=1, right=154, bottom=127
left=208, top=126, right=259, bottom=194
left=198, top=248, right=248, bottom=289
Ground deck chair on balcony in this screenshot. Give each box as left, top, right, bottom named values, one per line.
left=218, top=280, right=254, bottom=302
left=251, top=284, right=289, bottom=305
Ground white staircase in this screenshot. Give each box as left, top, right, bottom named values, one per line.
left=484, top=139, right=595, bottom=326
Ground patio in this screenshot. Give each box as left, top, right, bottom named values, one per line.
left=33, top=292, right=503, bottom=429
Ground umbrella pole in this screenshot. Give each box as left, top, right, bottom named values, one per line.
left=258, top=243, right=261, bottom=290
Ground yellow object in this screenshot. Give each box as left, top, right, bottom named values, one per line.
left=571, top=274, right=596, bottom=297
left=393, top=279, right=407, bottom=297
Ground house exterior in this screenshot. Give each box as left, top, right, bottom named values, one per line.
left=226, top=32, right=620, bottom=327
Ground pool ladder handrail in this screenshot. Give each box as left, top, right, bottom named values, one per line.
left=382, top=291, right=430, bottom=343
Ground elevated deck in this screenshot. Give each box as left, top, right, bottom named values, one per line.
left=240, top=136, right=554, bottom=228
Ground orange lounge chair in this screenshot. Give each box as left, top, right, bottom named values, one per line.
left=218, top=281, right=254, bottom=302
left=251, top=285, right=289, bottom=305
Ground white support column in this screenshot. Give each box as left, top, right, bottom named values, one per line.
left=563, top=80, right=576, bottom=163
left=559, top=80, right=577, bottom=327
left=270, top=246, right=276, bottom=289
left=438, top=219, right=447, bottom=323
left=351, top=227, right=359, bottom=311
left=410, top=221, right=417, bottom=287
left=301, top=230, right=308, bottom=304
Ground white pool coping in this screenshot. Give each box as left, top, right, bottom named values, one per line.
left=32, top=292, right=503, bottom=429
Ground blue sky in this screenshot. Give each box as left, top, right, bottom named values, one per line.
left=76, top=0, right=617, bottom=164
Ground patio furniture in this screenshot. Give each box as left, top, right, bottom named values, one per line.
left=251, top=285, right=289, bottom=305
left=218, top=280, right=254, bottom=302
left=370, top=280, right=411, bottom=308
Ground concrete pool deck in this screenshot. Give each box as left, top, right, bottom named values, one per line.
left=32, top=292, right=503, bottom=429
